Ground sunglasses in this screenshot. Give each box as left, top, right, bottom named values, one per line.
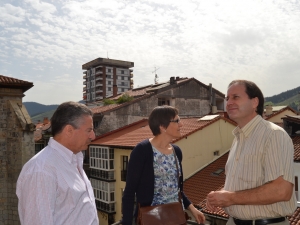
left=169, top=118, right=181, bottom=123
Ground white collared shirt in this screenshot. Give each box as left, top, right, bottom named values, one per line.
left=17, top=138, right=99, bottom=225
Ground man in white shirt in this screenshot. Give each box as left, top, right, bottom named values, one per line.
left=17, top=101, right=99, bottom=225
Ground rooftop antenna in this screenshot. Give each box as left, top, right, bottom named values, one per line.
left=152, top=67, right=160, bottom=84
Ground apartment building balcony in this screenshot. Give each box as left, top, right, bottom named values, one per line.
left=95, top=82, right=103, bottom=87
left=95, top=89, right=103, bottom=94
left=95, top=76, right=103, bottom=81
left=83, top=74, right=86, bottom=79
left=96, top=96, right=103, bottom=100
left=95, top=200, right=115, bottom=214
left=130, top=79, right=134, bottom=85
left=130, top=73, right=133, bottom=78
left=95, top=67, right=103, bottom=74
left=83, top=81, right=87, bottom=85
left=83, top=86, right=86, bottom=91
left=90, top=168, right=115, bottom=180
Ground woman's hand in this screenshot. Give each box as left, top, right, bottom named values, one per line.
left=188, top=204, right=205, bottom=224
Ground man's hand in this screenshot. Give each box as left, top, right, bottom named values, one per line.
left=206, top=190, right=233, bottom=210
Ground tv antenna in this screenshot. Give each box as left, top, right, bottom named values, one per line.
left=152, top=67, right=160, bottom=84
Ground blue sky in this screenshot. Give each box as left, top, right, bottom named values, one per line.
left=1, top=0, right=300, bottom=104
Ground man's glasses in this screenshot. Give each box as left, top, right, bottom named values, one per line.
left=169, top=118, right=181, bottom=123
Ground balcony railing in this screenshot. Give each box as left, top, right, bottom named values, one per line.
left=95, top=89, right=103, bottom=93
left=95, top=200, right=115, bottom=213
left=90, top=168, right=115, bottom=181
left=95, top=76, right=103, bottom=81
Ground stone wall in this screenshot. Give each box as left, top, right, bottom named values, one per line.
left=95, top=80, right=219, bottom=135
left=0, top=88, right=34, bottom=225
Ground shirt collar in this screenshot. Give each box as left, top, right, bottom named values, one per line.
left=233, top=115, right=263, bottom=138
left=48, top=137, right=83, bottom=165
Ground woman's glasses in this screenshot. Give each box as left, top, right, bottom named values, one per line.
left=169, top=118, right=181, bottom=123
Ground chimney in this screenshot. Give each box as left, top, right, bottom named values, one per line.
left=43, top=117, right=49, bottom=125
left=176, top=76, right=180, bottom=81
left=113, top=84, right=118, bottom=97
left=170, top=77, right=175, bottom=85
left=265, top=105, right=273, bottom=116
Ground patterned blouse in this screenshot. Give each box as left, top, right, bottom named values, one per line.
left=151, top=146, right=181, bottom=206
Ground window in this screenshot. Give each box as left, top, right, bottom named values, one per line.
left=108, top=87, right=111, bottom=91
left=121, top=70, right=124, bottom=74
left=92, top=92, right=95, bottom=100
left=121, top=156, right=128, bottom=181
left=91, top=80, right=95, bottom=87
left=91, top=178, right=115, bottom=212
left=87, top=93, right=90, bottom=101
left=106, top=75, right=111, bottom=79
left=107, top=69, right=112, bottom=73
left=158, top=98, right=170, bottom=106
left=87, top=70, right=90, bottom=77
left=90, top=147, right=114, bottom=170
left=108, top=81, right=111, bottom=85
left=87, top=82, right=90, bottom=89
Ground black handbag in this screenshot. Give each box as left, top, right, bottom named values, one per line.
left=137, top=148, right=188, bottom=225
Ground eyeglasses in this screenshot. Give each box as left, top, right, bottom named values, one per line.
left=169, top=118, right=181, bottom=123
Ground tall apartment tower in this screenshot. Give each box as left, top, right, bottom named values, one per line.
left=82, top=58, right=134, bottom=103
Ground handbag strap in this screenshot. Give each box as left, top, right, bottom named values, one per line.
left=172, top=146, right=183, bottom=205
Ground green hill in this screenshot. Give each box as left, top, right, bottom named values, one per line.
left=265, top=86, right=300, bottom=110
left=23, top=102, right=58, bottom=117
left=31, top=109, right=56, bottom=124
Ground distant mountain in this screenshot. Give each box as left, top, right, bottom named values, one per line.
left=23, top=102, right=59, bottom=117
left=265, top=86, right=300, bottom=110
left=23, top=100, right=86, bottom=123
left=31, top=109, right=57, bottom=124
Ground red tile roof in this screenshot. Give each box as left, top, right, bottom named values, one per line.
left=184, top=136, right=300, bottom=219
left=184, top=152, right=228, bottom=219
left=34, top=121, right=51, bottom=142
left=0, top=74, right=33, bottom=92
left=293, top=136, right=300, bottom=162
left=92, top=116, right=235, bottom=148
left=90, top=94, right=153, bottom=114
left=264, top=106, right=298, bottom=120
left=288, top=207, right=300, bottom=225
left=185, top=150, right=300, bottom=221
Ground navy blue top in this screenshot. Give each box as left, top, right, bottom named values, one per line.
left=121, top=139, right=191, bottom=225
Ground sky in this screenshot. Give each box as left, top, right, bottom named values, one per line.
left=1, top=0, right=300, bottom=105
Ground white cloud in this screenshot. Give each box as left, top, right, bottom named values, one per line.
left=1, top=0, right=300, bottom=104
left=0, top=4, right=26, bottom=24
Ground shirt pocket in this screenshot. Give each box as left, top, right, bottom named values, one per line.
left=237, top=154, right=263, bottom=189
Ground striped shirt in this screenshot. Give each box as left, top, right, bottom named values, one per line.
left=224, top=115, right=297, bottom=219
left=16, top=138, right=99, bottom=225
